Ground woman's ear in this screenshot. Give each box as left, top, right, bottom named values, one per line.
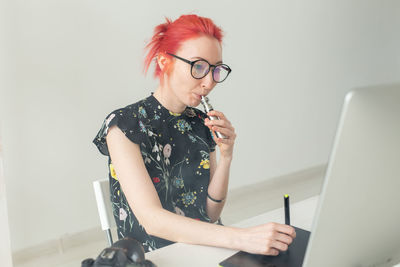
left=157, top=52, right=171, bottom=72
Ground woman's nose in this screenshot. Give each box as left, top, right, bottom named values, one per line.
left=201, top=70, right=216, bottom=90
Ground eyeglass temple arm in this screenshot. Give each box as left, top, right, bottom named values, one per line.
left=166, top=53, right=193, bottom=65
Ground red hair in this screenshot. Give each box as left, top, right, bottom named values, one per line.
left=143, top=14, right=224, bottom=81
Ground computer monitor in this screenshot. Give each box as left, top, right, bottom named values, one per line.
left=303, top=84, right=400, bottom=267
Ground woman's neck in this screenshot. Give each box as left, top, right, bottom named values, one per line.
left=153, top=85, right=186, bottom=114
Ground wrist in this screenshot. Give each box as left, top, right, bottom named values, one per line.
left=229, top=227, right=245, bottom=251
left=219, top=154, right=233, bottom=163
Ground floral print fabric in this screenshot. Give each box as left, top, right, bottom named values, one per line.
left=93, top=93, right=216, bottom=252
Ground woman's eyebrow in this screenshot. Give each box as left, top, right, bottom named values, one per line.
left=191, top=56, right=223, bottom=64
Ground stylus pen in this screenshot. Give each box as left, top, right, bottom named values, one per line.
left=284, top=194, right=290, bottom=225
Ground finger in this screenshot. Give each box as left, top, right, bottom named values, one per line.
left=211, top=126, right=235, bottom=138
left=206, top=119, right=233, bottom=130
left=275, top=224, right=296, bottom=238
left=267, top=223, right=296, bottom=239
left=264, top=248, right=279, bottom=256
left=215, top=137, right=235, bottom=145
left=206, top=120, right=234, bottom=134
left=207, top=110, right=228, bottom=121
left=270, top=240, right=289, bottom=252
left=204, top=117, right=213, bottom=126
left=204, top=121, right=235, bottom=136
left=274, top=232, right=294, bottom=245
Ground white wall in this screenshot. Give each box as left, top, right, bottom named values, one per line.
left=1, top=0, right=399, bottom=252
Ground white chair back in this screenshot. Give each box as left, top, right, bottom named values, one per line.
left=93, top=179, right=115, bottom=246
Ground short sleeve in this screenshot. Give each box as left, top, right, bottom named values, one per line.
left=93, top=107, right=146, bottom=156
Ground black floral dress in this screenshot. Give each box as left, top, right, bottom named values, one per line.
left=93, top=93, right=216, bottom=252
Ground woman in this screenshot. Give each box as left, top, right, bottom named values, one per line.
left=93, top=14, right=296, bottom=255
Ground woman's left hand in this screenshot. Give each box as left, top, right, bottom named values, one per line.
left=204, top=110, right=236, bottom=159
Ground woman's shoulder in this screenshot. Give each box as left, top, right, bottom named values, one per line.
left=108, top=96, right=152, bottom=118
left=93, top=96, right=152, bottom=156
left=125, top=96, right=150, bottom=111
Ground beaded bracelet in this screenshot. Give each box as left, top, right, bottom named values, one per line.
left=207, top=193, right=225, bottom=203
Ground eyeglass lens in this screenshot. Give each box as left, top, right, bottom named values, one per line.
left=191, top=60, right=230, bottom=83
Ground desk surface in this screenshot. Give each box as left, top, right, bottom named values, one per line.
left=146, top=195, right=319, bottom=267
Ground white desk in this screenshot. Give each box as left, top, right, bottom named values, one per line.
left=146, top=195, right=319, bottom=267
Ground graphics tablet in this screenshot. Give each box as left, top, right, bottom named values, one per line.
left=219, top=226, right=310, bottom=267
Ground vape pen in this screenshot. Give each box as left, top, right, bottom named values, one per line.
left=200, top=96, right=226, bottom=139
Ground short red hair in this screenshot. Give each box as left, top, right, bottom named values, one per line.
left=143, top=14, right=224, bottom=80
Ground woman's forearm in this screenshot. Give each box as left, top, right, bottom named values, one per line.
left=145, top=207, right=241, bottom=250
left=144, top=206, right=297, bottom=257
left=206, top=155, right=232, bottom=222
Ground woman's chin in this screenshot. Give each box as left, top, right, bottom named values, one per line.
left=189, top=93, right=202, bottom=107
left=189, top=98, right=201, bottom=107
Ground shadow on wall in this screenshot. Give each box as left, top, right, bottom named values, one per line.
left=0, top=133, right=14, bottom=267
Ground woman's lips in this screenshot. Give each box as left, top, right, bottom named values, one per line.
left=193, top=93, right=202, bottom=100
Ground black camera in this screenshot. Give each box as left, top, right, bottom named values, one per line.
left=81, top=238, right=157, bottom=267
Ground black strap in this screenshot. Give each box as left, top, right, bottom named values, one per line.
left=207, top=193, right=225, bottom=203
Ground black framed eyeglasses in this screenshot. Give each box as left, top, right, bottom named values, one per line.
left=167, top=53, right=232, bottom=83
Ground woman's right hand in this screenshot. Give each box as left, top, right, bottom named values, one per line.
left=238, top=222, right=296, bottom=256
